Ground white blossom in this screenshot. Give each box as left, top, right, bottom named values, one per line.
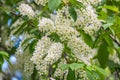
left=53, top=25, right=79, bottom=41
left=54, top=59, right=68, bottom=79
left=55, top=6, right=72, bottom=26
left=74, top=5, right=101, bottom=35
left=45, top=42, right=64, bottom=64
left=67, top=37, right=95, bottom=65
left=38, top=17, right=54, bottom=33
left=18, top=3, right=35, bottom=18
left=34, top=0, right=48, bottom=6
left=75, top=69, right=88, bottom=80
left=77, top=0, right=102, bottom=6
left=24, top=60, right=34, bottom=76
left=31, top=36, right=64, bottom=76
left=31, top=36, right=52, bottom=75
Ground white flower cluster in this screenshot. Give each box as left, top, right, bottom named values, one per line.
left=88, top=0, right=102, bottom=5
left=34, top=0, right=48, bottom=6
left=38, top=17, right=54, bottom=33
left=55, top=6, right=72, bottom=26
left=53, top=5, right=101, bottom=35
left=82, top=5, right=101, bottom=35
left=77, top=0, right=102, bottom=6
left=37, top=6, right=97, bottom=64
left=31, top=36, right=52, bottom=75
left=38, top=17, right=79, bottom=41
left=16, top=0, right=102, bottom=78
left=54, top=59, right=68, bottom=79
left=74, top=5, right=101, bottom=35
left=75, top=69, right=88, bottom=80
left=24, top=60, right=34, bottom=76
left=31, top=36, right=64, bottom=75
left=68, top=37, right=95, bottom=65
left=18, top=3, right=35, bottom=18
left=45, top=42, right=64, bottom=64
left=53, top=25, right=79, bottom=41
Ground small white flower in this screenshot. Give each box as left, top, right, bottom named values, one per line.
left=53, top=25, right=79, bottom=41
left=18, top=3, right=35, bottom=18
left=31, top=36, right=52, bottom=75
left=34, top=0, right=48, bottom=6
left=68, top=37, right=95, bottom=65
left=45, top=42, right=64, bottom=64
left=24, top=60, right=34, bottom=76
left=38, top=17, right=54, bottom=32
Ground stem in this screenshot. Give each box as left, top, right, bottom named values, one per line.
left=48, top=64, right=52, bottom=80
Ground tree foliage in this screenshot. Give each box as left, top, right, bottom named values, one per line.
left=0, top=0, right=120, bottom=80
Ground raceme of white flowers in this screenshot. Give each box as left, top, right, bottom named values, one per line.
left=18, top=3, right=35, bottom=18
left=38, top=17, right=54, bottom=33
left=31, top=36, right=64, bottom=76
left=44, top=42, right=64, bottom=64
left=73, top=5, right=101, bottom=35
left=67, top=37, right=94, bottom=65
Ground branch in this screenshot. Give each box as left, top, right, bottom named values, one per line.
left=10, top=11, right=21, bottom=17
left=101, top=27, right=120, bottom=46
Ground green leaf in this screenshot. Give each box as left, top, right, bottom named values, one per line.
left=94, top=32, right=107, bottom=47
left=48, top=0, right=61, bottom=12
left=29, top=27, right=38, bottom=33
left=92, top=71, right=100, bottom=80
left=94, top=66, right=107, bottom=76
left=79, top=30, right=93, bottom=47
left=103, top=5, right=119, bottom=13
left=67, top=69, right=76, bottom=80
left=69, top=0, right=83, bottom=8
left=110, top=16, right=120, bottom=41
left=86, top=70, right=95, bottom=80
left=0, top=56, right=4, bottom=65
left=104, top=35, right=113, bottom=47
left=0, top=51, right=9, bottom=58
left=21, top=37, right=36, bottom=46
left=69, top=6, right=77, bottom=21
left=29, top=39, right=38, bottom=53
left=70, top=63, right=84, bottom=70
left=103, top=23, right=113, bottom=29
left=13, top=21, right=27, bottom=35
left=60, top=64, right=70, bottom=70
left=97, top=42, right=109, bottom=68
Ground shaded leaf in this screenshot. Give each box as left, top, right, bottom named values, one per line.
left=48, top=0, right=61, bottom=12
left=97, top=42, right=109, bottom=68
left=69, top=6, right=77, bottom=21
left=86, top=70, right=95, bottom=80
left=67, top=69, right=76, bottom=80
